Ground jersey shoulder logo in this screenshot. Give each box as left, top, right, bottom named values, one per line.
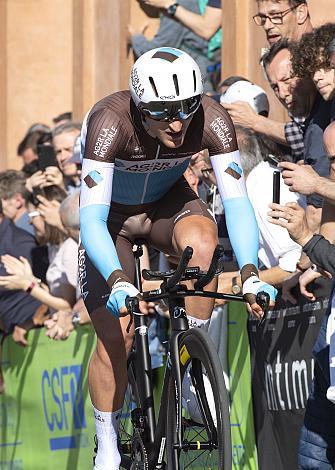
left=84, top=170, right=103, bottom=188
left=225, top=162, right=242, bottom=180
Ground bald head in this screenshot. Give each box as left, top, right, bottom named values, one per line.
left=323, top=122, right=335, bottom=157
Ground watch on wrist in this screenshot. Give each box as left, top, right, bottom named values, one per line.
left=167, top=2, right=179, bottom=16
left=72, top=311, right=81, bottom=328
left=232, top=276, right=242, bottom=295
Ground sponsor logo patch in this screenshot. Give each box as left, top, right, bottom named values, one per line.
left=225, top=162, right=242, bottom=180
left=84, top=170, right=103, bottom=188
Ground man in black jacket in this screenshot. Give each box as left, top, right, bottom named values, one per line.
left=0, top=201, right=44, bottom=345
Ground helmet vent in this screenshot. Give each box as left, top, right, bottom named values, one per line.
left=172, top=74, right=180, bottom=96
left=149, top=76, right=159, bottom=98
left=193, top=70, right=197, bottom=92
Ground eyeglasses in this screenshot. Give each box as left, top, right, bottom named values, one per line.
left=139, top=95, right=202, bottom=122
left=253, top=5, right=298, bottom=26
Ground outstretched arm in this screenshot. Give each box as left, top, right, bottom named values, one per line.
left=139, top=0, right=222, bottom=40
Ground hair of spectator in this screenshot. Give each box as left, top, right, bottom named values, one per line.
left=256, top=131, right=290, bottom=162
left=17, top=129, right=49, bottom=156
left=327, top=37, right=335, bottom=57
left=52, top=121, right=82, bottom=138
left=0, top=170, right=30, bottom=201
left=261, top=38, right=290, bottom=71
left=219, top=76, right=250, bottom=88
left=59, top=190, right=79, bottom=231
left=21, top=160, right=40, bottom=177
left=291, top=23, right=335, bottom=78
left=256, top=0, right=307, bottom=5
left=53, top=112, right=73, bottom=124
left=26, top=123, right=50, bottom=134
left=235, top=126, right=263, bottom=177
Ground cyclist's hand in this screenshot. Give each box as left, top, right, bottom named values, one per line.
left=243, top=276, right=277, bottom=319
left=106, top=281, right=141, bottom=318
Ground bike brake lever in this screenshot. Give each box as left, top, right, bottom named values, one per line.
left=256, top=291, right=270, bottom=325
left=125, top=296, right=136, bottom=333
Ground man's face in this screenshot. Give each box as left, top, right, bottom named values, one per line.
left=257, top=0, right=301, bottom=45
left=266, top=48, right=316, bottom=116
left=144, top=116, right=193, bottom=149
left=266, top=48, right=297, bottom=109
left=313, top=67, right=335, bottom=101
left=53, top=130, right=80, bottom=177
left=1, top=196, right=18, bottom=220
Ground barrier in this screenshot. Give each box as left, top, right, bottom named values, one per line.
left=0, top=310, right=258, bottom=470
left=0, top=326, right=96, bottom=470
left=228, top=302, right=258, bottom=470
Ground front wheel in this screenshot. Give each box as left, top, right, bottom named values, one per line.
left=119, top=358, right=148, bottom=470
left=166, top=328, right=231, bottom=469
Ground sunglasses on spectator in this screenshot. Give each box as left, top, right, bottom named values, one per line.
left=139, top=95, right=202, bottom=122
left=253, top=5, right=299, bottom=26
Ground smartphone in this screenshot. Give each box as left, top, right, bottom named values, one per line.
left=267, top=154, right=280, bottom=167
left=273, top=170, right=281, bottom=205
left=37, top=144, right=58, bottom=171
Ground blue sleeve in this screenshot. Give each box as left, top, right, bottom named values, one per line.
left=223, top=197, right=259, bottom=268
left=210, top=148, right=259, bottom=268
left=80, top=204, right=122, bottom=281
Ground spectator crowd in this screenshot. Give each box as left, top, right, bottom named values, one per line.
left=2, top=0, right=335, bottom=468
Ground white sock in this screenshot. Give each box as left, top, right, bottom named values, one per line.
left=93, top=407, right=121, bottom=470
left=187, top=315, right=210, bottom=331
left=182, top=365, right=216, bottom=427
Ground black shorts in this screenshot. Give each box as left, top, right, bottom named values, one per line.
left=79, top=177, right=216, bottom=314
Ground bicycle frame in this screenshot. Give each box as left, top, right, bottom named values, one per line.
left=130, top=245, right=192, bottom=467
left=127, top=242, right=268, bottom=469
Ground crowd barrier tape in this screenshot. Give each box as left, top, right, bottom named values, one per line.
left=0, top=326, right=96, bottom=470
left=228, top=301, right=258, bottom=470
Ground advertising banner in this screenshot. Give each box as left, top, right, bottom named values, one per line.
left=228, top=301, right=258, bottom=470
left=0, top=326, right=96, bottom=470
left=248, top=279, right=331, bottom=470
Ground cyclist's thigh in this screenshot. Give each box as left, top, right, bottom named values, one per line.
left=148, top=177, right=216, bottom=256
left=78, top=234, right=134, bottom=315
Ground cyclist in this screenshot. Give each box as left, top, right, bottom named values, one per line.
left=79, top=47, right=277, bottom=470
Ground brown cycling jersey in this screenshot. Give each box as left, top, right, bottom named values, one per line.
left=80, top=91, right=238, bottom=207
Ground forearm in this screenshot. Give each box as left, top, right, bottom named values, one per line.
left=320, top=200, right=335, bottom=243
left=174, top=5, right=221, bottom=40
left=28, top=284, right=72, bottom=311
left=303, top=234, right=335, bottom=275
left=258, top=266, right=293, bottom=287
left=253, top=117, right=287, bottom=145
left=223, top=266, right=292, bottom=291
left=314, top=177, right=335, bottom=202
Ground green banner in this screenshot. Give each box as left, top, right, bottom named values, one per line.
left=228, top=302, right=258, bottom=470
left=0, top=326, right=96, bottom=470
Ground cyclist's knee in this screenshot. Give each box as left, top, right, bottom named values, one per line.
left=188, top=234, right=218, bottom=270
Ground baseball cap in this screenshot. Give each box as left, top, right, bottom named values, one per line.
left=220, top=80, right=269, bottom=116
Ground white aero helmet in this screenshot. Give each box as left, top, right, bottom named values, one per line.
left=129, top=47, right=203, bottom=121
